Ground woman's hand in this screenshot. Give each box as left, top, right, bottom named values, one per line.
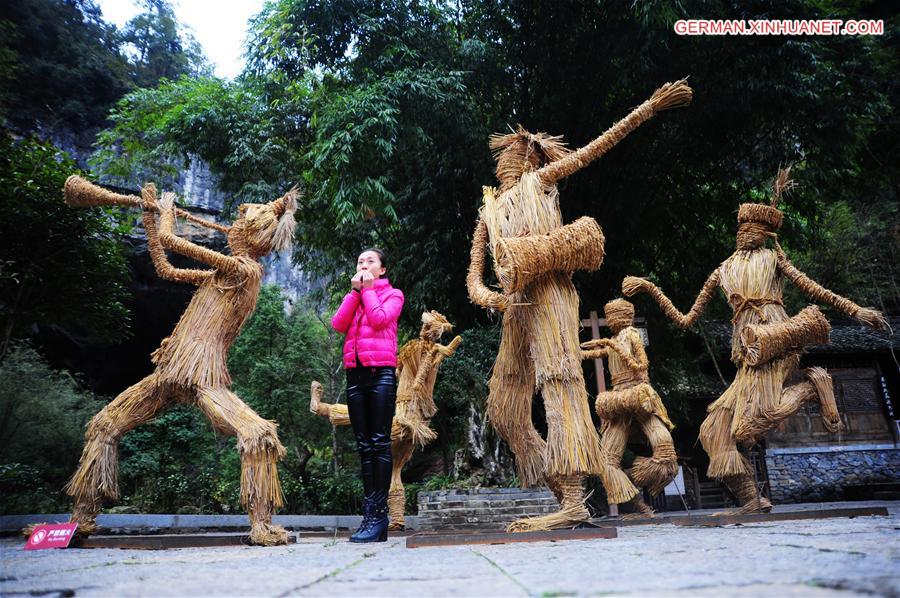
left=351, top=272, right=363, bottom=290
left=360, top=270, right=375, bottom=289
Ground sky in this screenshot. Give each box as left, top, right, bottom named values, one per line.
left=95, top=0, right=266, bottom=79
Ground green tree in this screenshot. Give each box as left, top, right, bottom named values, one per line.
left=0, top=343, right=105, bottom=514
left=0, top=0, right=132, bottom=133
left=0, top=135, right=131, bottom=358
left=121, top=0, right=210, bottom=88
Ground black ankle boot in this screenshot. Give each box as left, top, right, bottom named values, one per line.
left=350, top=496, right=375, bottom=542
left=350, top=493, right=388, bottom=543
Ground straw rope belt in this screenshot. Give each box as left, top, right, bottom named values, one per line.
left=729, top=293, right=783, bottom=324
left=611, top=370, right=649, bottom=388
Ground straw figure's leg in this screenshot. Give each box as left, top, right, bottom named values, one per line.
left=630, top=415, right=678, bottom=497
left=64, top=373, right=178, bottom=536
left=487, top=306, right=544, bottom=488
left=197, top=387, right=288, bottom=546
left=733, top=367, right=841, bottom=442
left=598, top=419, right=640, bottom=505
left=388, top=436, right=415, bottom=530
left=699, top=406, right=772, bottom=514
left=506, top=277, right=603, bottom=532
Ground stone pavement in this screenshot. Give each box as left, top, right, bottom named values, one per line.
left=2, top=505, right=898, bottom=597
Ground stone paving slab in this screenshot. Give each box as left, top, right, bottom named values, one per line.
left=1, top=503, right=898, bottom=597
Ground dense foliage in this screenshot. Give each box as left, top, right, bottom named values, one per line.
left=0, top=0, right=895, bottom=514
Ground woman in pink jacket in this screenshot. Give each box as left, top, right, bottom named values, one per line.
left=331, top=248, right=404, bottom=542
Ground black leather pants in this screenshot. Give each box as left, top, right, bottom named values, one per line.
left=346, top=366, right=397, bottom=512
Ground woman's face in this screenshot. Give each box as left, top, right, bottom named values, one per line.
left=357, top=250, right=386, bottom=278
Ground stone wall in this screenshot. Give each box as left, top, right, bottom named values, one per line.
left=416, top=488, right=559, bottom=531
left=766, top=445, right=900, bottom=503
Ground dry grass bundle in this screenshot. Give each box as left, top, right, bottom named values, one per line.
left=625, top=167, right=885, bottom=511
left=604, top=299, right=634, bottom=332
left=466, top=215, right=510, bottom=312
left=588, top=314, right=677, bottom=506
left=536, top=79, right=692, bottom=185
left=490, top=126, right=571, bottom=192
left=507, top=474, right=589, bottom=532
left=494, top=216, right=605, bottom=294
left=63, top=176, right=296, bottom=546
left=721, top=474, right=772, bottom=515
left=630, top=417, right=677, bottom=496
left=776, top=246, right=887, bottom=330
left=599, top=421, right=640, bottom=504
left=472, top=81, right=691, bottom=532
left=737, top=204, right=784, bottom=230
left=740, top=305, right=830, bottom=366
left=65, top=175, right=231, bottom=233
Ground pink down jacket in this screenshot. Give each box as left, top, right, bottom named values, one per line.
left=331, top=278, right=404, bottom=369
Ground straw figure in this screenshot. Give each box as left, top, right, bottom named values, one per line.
left=623, top=167, right=887, bottom=513
left=310, top=310, right=461, bottom=529
left=466, top=80, right=692, bottom=531
left=61, top=176, right=297, bottom=545
left=580, top=299, right=677, bottom=518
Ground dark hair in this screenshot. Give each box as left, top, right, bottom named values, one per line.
left=360, top=247, right=387, bottom=277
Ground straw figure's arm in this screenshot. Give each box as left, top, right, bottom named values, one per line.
left=776, top=248, right=887, bottom=329
left=309, top=381, right=331, bottom=417
left=580, top=338, right=613, bottom=361
left=436, top=335, right=462, bottom=362
left=157, top=195, right=245, bottom=275
left=623, top=329, right=649, bottom=372
left=142, top=187, right=212, bottom=286
left=412, top=346, right=440, bottom=398
left=622, top=269, right=720, bottom=329
left=536, top=79, right=692, bottom=185
left=467, top=218, right=509, bottom=312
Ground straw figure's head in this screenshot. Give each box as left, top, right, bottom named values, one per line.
left=736, top=167, right=792, bottom=250
left=489, top=125, right=571, bottom=192
left=604, top=299, right=635, bottom=334
left=228, top=189, right=298, bottom=259
left=420, top=310, right=453, bottom=342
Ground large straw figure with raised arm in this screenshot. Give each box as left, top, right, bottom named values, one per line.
left=623, top=168, right=886, bottom=513
left=61, top=176, right=297, bottom=545
left=467, top=79, right=692, bottom=531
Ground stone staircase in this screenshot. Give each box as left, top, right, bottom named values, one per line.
left=696, top=481, right=732, bottom=509
left=416, top=488, right=560, bottom=531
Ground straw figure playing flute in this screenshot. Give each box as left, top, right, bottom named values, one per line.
left=466, top=79, right=692, bottom=531
left=310, top=310, right=461, bottom=529
left=61, top=176, right=298, bottom=545
left=623, top=167, right=887, bottom=513
left=580, top=299, right=677, bottom=518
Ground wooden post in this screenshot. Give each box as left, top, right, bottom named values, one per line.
left=584, top=310, right=607, bottom=393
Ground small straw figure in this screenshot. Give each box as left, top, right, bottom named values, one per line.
left=580, top=299, right=677, bottom=518
left=61, top=176, right=297, bottom=545
left=623, top=167, right=887, bottom=513
left=310, top=310, right=461, bottom=529
left=467, top=80, right=692, bottom=531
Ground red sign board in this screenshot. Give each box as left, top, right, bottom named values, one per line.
left=24, top=523, right=78, bottom=550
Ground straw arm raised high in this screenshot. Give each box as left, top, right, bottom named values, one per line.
left=536, top=79, right=692, bottom=185
left=776, top=247, right=886, bottom=329
left=622, top=269, right=720, bottom=329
